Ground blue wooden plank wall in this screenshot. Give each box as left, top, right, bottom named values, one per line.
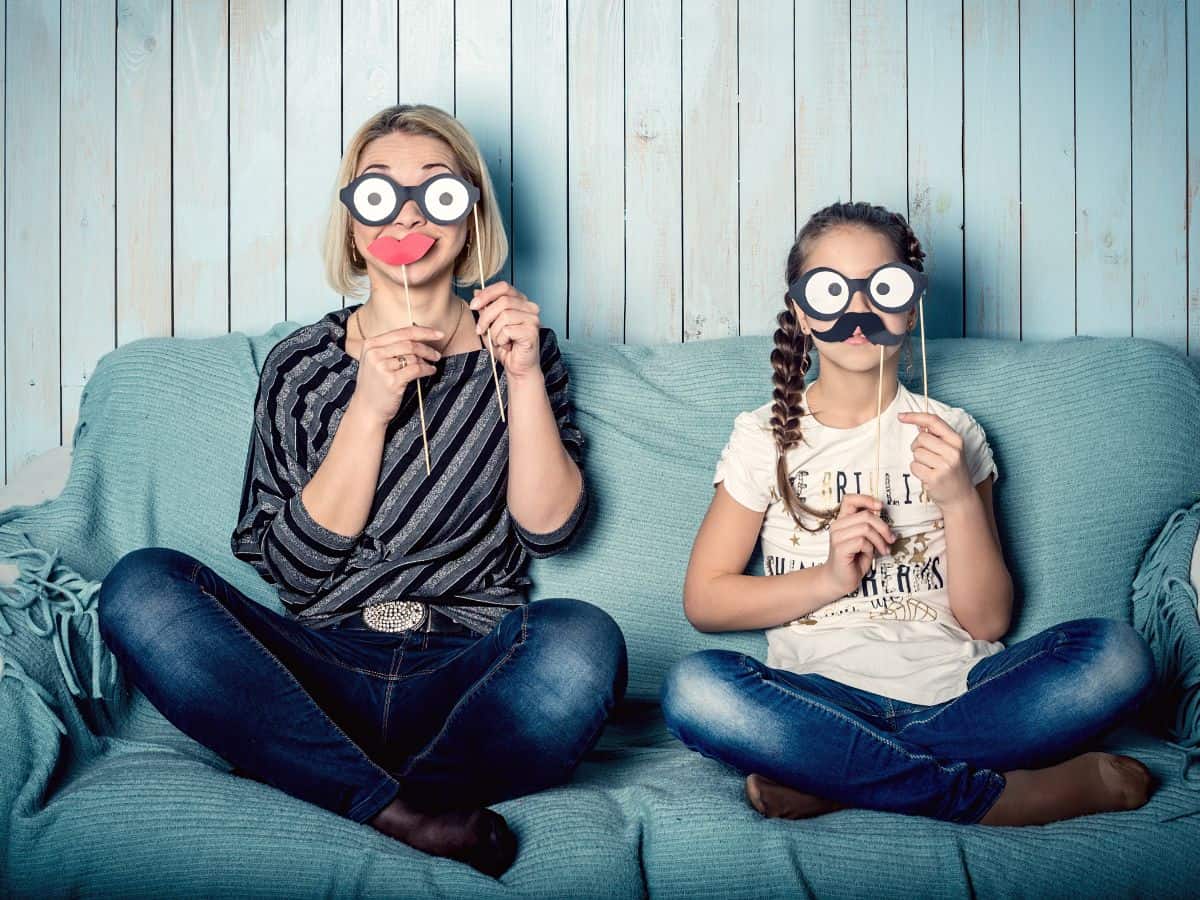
left=1, top=0, right=1196, bottom=485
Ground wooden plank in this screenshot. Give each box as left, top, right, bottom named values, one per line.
left=1019, top=0, right=1075, bottom=341
left=173, top=0, right=229, bottom=337
left=907, top=0, right=964, bottom=340
left=5, top=0, right=60, bottom=478
left=1131, top=0, right=1187, bottom=351
left=625, top=0, right=682, bottom=343
left=512, top=0, right=568, bottom=335
left=116, top=0, right=172, bottom=343
left=285, top=0, right=342, bottom=322
left=795, top=0, right=850, bottom=222
left=456, top=0, right=513, bottom=285
left=849, top=0, right=906, bottom=213
left=1191, top=0, right=1200, bottom=356
left=681, top=0, right=737, bottom=342
left=738, top=0, right=794, bottom=336
left=230, top=0, right=286, bottom=335
left=61, top=0, right=117, bottom=445
left=567, top=0, right=625, bottom=341
left=1075, top=0, right=1132, bottom=338
left=398, top=0, right=454, bottom=112
left=0, top=1, right=5, bottom=481
left=342, top=0, right=398, bottom=146
left=963, top=0, right=1020, bottom=338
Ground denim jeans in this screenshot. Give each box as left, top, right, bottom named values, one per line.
left=660, top=617, right=1156, bottom=824
left=98, top=547, right=628, bottom=823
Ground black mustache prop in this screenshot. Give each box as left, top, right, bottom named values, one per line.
left=809, top=311, right=904, bottom=346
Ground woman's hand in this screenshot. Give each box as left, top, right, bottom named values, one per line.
left=350, top=325, right=445, bottom=427
left=897, top=411, right=975, bottom=511
left=821, top=493, right=895, bottom=598
left=469, top=281, right=542, bottom=380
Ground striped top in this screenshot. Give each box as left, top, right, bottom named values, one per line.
left=230, top=303, right=588, bottom=635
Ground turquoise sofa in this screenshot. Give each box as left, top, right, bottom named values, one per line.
left=2, top=322, right=1198, bottom=898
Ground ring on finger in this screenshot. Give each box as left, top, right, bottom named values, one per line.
left=395, top=354, right=407, bottom=368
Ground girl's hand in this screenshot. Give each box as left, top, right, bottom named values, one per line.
left=897, top=411, right=975, bottom=511
left=350, top=325, right=444, bottom=427
left=469, top=281, right=542, bottom=381
left=821, top=493, right=895, bottom=598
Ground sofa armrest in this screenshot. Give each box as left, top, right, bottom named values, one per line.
left=1132, top=498, right=1200, bottom=789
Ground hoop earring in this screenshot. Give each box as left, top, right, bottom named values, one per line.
left=348, top=235, right=365, bottom=268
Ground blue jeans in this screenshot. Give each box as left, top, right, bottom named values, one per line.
left=660, top=618, right=1156, bottom=824
left=98, top=547, right=628, bottom=823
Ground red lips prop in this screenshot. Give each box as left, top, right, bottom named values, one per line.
left=368, top=233, right=435, bottom=266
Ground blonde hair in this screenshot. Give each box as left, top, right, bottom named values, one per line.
left=323, top=104, right=508, bottom=297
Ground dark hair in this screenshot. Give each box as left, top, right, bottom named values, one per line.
left=770, top=201, right=927, bottom=532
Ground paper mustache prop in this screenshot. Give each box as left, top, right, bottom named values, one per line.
left=788, top=261, right=931, bottom=502
left=341, top=170, right=506, bottom=473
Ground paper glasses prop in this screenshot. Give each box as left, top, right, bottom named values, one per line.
left=788, top=261, right=931, bottom=504
left=340, top=171, right=506, bottom=475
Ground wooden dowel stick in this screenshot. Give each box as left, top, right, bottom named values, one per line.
left=401, top=264, right=432, bottom=475
left=919, top=297, right=929, bottom=414
left=875, top=343, right=884, bottom=502
left=473, top=205, right=506, bottom=421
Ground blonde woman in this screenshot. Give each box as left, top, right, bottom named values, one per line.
left=98, top=105, right=627, bottom=879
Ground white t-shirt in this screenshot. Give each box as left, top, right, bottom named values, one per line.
left=713, top=381, right=1004, bottom=706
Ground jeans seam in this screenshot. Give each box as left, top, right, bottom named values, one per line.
left=397, top=606, right=530, bottom=776
left=755, top=669, right=983, bottom=782
left=894, top=643, right=1058, bottom=735
left=189, top=576, right=399, bottom=796
left=381, top=643, right=406, bottom=747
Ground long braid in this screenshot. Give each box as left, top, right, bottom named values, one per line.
left=769, top=301, right=831, bottom=531
left=771, top=201, right=928, bottom=531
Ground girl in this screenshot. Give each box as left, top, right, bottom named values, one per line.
left=98, top=105, right=627, bottom=878
left=661, top=201, right=1157, bottom=826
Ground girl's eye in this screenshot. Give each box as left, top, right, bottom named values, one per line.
left=870, top=265, right=916, bottom=311
left=804, top=270, right=851, bottom=316
left=421, top=176, right=472, bottom=223
left=352, top=176, right=397, bottom=223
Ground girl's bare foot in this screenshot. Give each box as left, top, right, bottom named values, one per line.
left=369, top=796, right=518, bottom=878
left=745, top=773, right=848, bottom=819
left=979, top=751, right=1154, bottom=827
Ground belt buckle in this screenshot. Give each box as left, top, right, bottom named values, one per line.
left=362, top=600, right=425, bottom=633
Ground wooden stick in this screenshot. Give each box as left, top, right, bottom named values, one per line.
left=401, top=264, right=432, bottom=475
left=473, top=204, right=507, bottom=421
left=919, top=296, right=929, bottom=414
left=875, top=343, right=884, bottom=502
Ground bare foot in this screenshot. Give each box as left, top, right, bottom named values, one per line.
left=369, top=796, right=518, bottom=878
left=745, top=773, right=848, bottom=820
left=979, top=752, right=1154, bottom=827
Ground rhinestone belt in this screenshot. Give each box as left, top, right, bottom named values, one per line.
left=361, top=599, right=426, bottom=632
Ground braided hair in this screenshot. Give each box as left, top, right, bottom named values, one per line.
left=770, top=201, right=927, bottom=532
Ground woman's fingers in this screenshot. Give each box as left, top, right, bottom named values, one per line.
left=370, top=341, right=439, bottom=363
left=365, top=324, right=445, bottom=347
left=474, top=297, right=539, bottom=335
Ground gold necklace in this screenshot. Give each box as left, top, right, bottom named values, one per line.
left=354, top=299, right=465, bottom=355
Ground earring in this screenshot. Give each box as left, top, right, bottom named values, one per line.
left=348, top=235, right=364, bottom=268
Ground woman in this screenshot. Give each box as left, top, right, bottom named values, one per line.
left=98, top=104, right=627, bottom=879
